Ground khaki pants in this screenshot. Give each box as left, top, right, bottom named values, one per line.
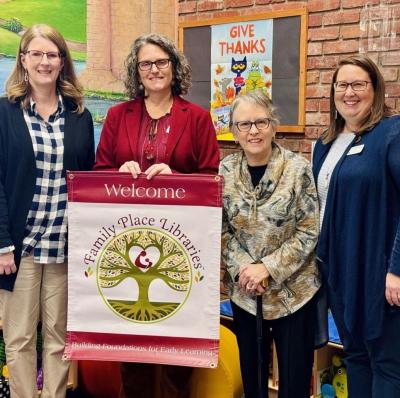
left=2, top=256, right=69, bottom=398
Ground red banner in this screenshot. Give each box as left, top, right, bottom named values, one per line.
left=64, top=172, right=222, bottom=368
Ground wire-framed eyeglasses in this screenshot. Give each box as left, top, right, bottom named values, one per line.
left=334, top=81, right=372, bottom=92
left=24, top=50, right=62, bottom=62
left=138, top=59, right=171, bottom=71
left=235, top=118, right=271, bottom=132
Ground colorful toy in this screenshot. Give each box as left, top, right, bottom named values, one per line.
left=321, top=383, right=335, bottom=398
left=0, top=365, right=10, bottom=398
left=333, top=367, right=348, bottom=398
left=319, top=354, right=348, bottom=398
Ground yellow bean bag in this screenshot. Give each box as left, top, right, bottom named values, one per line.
left=190, top=325, right=243, bottom=398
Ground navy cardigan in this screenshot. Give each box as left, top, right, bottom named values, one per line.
left=312, top=116, right=400, bottom=340
left=0, top=97, right=95, bottom=291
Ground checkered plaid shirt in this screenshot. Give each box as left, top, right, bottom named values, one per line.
left=22, top=95, right=67, bottom=263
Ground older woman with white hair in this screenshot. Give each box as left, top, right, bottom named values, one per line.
left=220, top=90, right=320, bottom=398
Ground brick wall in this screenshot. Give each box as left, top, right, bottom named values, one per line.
left=178, top=0, right=400, bottom=158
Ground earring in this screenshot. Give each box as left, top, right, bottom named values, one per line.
left=24, top=70, right=28, bottom=82
left=139, top=83, right=144, bottom=91
left=334, top=109, right=338, bottom=119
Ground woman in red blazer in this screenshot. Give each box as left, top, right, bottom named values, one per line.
left=94, top=33, right=220, bottom=398
left=94, top=33, right=219, bottom=179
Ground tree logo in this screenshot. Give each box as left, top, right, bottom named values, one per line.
left=97, top=227, right=191, bottom=323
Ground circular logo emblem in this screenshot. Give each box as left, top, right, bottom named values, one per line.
left=97, top=227, right=191, bottom=323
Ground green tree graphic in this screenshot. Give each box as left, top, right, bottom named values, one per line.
left=98, top=229, right=191, bottom=322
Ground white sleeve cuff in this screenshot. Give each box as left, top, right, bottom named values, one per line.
left=0, top=245, right=15, bottom=254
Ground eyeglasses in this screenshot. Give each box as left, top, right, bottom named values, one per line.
left=334, top=81, right=372, bottom=92
left=138, top=59, right=170, bottom=71
left=235, top=118, right=271, bottom=132
left=25, top=50, right=62, bottom=62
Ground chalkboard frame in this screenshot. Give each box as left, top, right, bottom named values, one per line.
left=178, top=8, right=308, bottom=139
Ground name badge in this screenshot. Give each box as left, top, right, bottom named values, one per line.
left=347, top=145, right=364, bottom=155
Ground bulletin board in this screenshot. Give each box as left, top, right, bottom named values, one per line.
left=178, top=8, right=308, bottom=140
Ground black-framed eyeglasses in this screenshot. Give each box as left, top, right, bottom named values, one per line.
left=334, top=81, right=372, bottom=92
left=24, top=50, right=62, bottom=62
left=235, top=118, right=271, bottom=132
left=138, top=59, right=170, bottom=71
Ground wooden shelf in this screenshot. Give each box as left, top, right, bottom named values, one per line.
left=268, top=341, right=344, bottom=398
left=269, top=377, right=278, bottom=391
left=313, top=342, right=343, bottom=397
left=327, top=341, right=343, bottom=349
left=68, top=361, right=78, bottom=390
left=269, top=383, right=278, bottom=398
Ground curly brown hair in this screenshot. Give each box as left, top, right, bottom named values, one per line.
left=124, top=33, right=191, bottom=99
left=6, top=24, right=84, bottom=113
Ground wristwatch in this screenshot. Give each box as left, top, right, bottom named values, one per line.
left=0, top=245, right=15, bottom=254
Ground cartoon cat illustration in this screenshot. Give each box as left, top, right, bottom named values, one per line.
left=231, top=56, right=247, bottom=95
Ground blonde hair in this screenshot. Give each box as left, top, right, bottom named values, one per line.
left=6, top=24, right=84, bottom=113
left=323, top=54, right=395, bottom=144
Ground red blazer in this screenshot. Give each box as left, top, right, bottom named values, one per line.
left=94, top=96, right=220, bottom=174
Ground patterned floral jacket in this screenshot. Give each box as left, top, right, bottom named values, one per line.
left=220, top=143, right=320, bottom=319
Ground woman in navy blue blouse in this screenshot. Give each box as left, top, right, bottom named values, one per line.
left=313, top=55, right=400, bottom=397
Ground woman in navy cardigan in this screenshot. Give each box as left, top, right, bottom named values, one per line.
left=0, top=25, right=94, bottom=397
left=313, top=55, right=400, bottom=397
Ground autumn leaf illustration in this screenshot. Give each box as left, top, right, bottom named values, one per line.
left=225, top=86, right=235, bottom=100
left=215, top=64, right=224, bottom=74
left=264, top=65, right=272, bottom=74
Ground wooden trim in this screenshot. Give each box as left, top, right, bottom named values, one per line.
left=179, top=8, right=307, bottom=29
left=179, top=8, right=308, bottom=134
left=178, top=8, right=307, bottom=51
left=178, top=25, right=184, bottom=51
left=277, top=125, right=305, bottom=133
left=298, top=10, right=308, bottom=127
